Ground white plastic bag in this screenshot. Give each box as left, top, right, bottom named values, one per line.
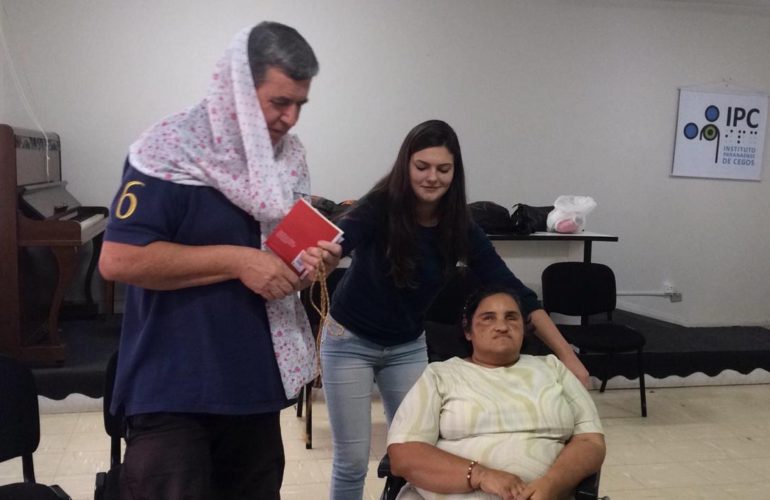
left=546, top=195, right=597, bottom=233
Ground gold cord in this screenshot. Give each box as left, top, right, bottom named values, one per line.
left=309, top=260, right=329, bottom=388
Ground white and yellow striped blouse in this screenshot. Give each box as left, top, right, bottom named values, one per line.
left=387, top=355, right=603, bottom=500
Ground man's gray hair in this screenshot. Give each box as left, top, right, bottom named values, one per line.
left=248, top=21, right=319, bottom=86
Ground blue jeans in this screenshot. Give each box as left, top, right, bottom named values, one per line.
left=320, top=316, right=428, bottom=500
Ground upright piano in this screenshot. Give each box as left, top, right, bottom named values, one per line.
left=0, top=124, right=110, bottom=365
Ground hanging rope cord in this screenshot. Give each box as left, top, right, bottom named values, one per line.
left=308, top=260, right=330, bottom=387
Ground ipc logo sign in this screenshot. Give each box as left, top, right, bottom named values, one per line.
left=672, top=89, right=766, bottom=181
left=682, top=105, right=761, bottom=164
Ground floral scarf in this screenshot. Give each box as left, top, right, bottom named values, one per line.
left=128, top=26, right=316, bottom=399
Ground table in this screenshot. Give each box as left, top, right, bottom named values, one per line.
left=486, top=231, right=618, bottom=263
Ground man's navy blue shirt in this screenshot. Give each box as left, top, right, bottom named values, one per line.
left=105, top=164, right=290, bottom=417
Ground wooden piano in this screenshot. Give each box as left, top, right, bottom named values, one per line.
left=0, top=124, right=110, bottom=365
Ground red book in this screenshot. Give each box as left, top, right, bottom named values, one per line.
left=265, top=198, right=344, bottom=277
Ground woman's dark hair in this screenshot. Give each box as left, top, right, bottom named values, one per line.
left=248, top=21, right=319, bottom=85
left=367, top=119, right=469, bottom=287
left=462, top=284, right=524, bottom=333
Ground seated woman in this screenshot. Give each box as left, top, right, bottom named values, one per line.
left=387, top=285, right=606, bottom=500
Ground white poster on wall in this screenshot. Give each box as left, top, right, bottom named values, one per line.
left=672, top=87, right=767, bottom=181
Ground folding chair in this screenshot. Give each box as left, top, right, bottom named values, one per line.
left=542, top=262, right=647, bottom=417
left=0, top=355, right=72, bottom=500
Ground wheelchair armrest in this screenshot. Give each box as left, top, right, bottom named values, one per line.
left=48, top=484, right=72, bottom=500
left=574, top=470, right=601, bottom=500
left=377, top=454, right=391, bottom=478
left=95, top=471, right=107, bottom=498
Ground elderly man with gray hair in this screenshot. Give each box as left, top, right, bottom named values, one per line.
left=99, top=21, right=341, bottom=500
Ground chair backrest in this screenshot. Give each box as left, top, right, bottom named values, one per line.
left=541, top=262, right=617, bottom=319
left=421, top=268, right=481, bottom=362
left=424, top=268, right=481, bottom=325
left=424, top=321, right=471, bottom=362
left=0, top=355, right=41, bottom=482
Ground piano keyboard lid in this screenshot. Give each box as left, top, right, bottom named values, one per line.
left=20, top=182, right=82, bottom=219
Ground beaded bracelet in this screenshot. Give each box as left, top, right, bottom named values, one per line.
left=466, top=460, right=479, bottom=490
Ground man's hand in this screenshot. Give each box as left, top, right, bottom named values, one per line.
left=238, top=248, right=301, bottom=300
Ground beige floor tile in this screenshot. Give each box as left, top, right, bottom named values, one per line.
left=0, top=459, right=22, bottom=480
left=283, top=459, right=328, bottom=485
left=601, top=424, right=652, bottom=445
left=35, top=433, right=73, bottom=454
left=56, top=450, right=110, bottom=476
left=66, top=431, right=111, bottom=453
left=719, top=481, right=770, bottom=498
left=635, top=422, right=738, bottom=443
left=653, top=439, right=729, bottom=462
left=371, top=419, right=388, bottom=437
left=735, top=457, right=770, bottom=477
left=601, top=485, right=727, bottom=499
left=597, top=464, right=647, bottom=491
left=39, top=413, right=80, bottom=435
left=618, top=462, right=712, bottom=489
left=315, top=458, right=334, bottom=482
left=707, top=436, right=770, bottom=459
left=726, top=417, right=770, bottom=439
left=280, top=482, right=331, bottom=499
left=28, top=452, right=65, bottom=478
left=284, top=437, right=334, bottom=460
left=73, top=412, right=105, bottom=433
left=50, top=473, right=98, bottom=498
left=369, top=436, right=388, bottom=460
left=604, top=441, right=675, bottom=466
left=684, top=458, right=769, bottom=485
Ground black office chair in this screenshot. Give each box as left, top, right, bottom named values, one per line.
left=0, top=356, right=72, bottom=500
left=296, top=267, right=347, bottom=449
left=541, top=261, right=647, bottom=417
left=94, top=351, right=122, bottom=500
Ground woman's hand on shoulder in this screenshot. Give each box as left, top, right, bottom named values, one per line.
left=474, top=465, right=526, bottom=500
left=558, top=352, right=591, bottom=389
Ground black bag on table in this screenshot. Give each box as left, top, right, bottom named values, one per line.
left=310, top=195, right=338, bottom=218
left=468, top=201, right=514, bottom=234
left=310, top=196, right=358, bottom=222
left=330, top=199, right=357, bottom=222
left=510, top=203, right=553, bottom=235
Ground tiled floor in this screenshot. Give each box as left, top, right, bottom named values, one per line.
left=3, top=384, right=770, bottom=499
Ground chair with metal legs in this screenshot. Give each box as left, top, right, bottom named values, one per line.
left=0, top=355, right=72, bottom=500
left=541, top=261, right=647, bottom=417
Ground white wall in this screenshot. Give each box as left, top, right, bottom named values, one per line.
left=1, top=0, right=769, bottom=327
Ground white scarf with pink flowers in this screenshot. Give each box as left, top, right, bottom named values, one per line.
left=128, top=27, right=316, bottom=399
